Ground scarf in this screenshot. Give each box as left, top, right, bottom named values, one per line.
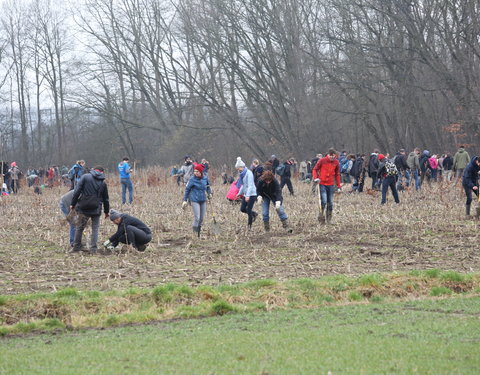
left=236, top=168, right=247, bottom=189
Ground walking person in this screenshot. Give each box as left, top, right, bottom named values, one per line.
left=256, top=170, right=292, bottom=233
left=377, top=155, right=400, bottom=205
left=103, top=209, right=152, bottom=251
left=235, top=157, right=258, bottom=229
left=462, top=156, right=480, bottom=217
left=280, top=159, right=295, bottom=196
left=182, top=163, right=212, bottom=238
left=118, top=157, right=133, bottom=204
left=312, top=149, right=341, bottom=224
left=176, top=156, right=195, bottom=185
left=59, top=190, right=77, bottom=247
left=70, top=166, right=110, bottom=254
left=442, top=153, right=453, bottom=182
left=367, top=150, right=380, bottom=190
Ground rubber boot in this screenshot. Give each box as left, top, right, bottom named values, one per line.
left=318, top=208, right=325, bottom=224
left=326, top=209, right=333, bottom=224
left=281, top=219, right=293, bottom=233
left=466, top=204, right=471, bottom=217
left=197, top=225, right=201, bottom=238
left=192, top=226, right=199, bottom=240
left=264, top=221, right=270, bottom=232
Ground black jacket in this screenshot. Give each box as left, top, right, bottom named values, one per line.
left=462, top=156, right=480, bottom=190
left=394, top=153, right=409, bottom=172
left=443, top=156, right=453, bottom=170
left=109, top=214, right=151, bottom=246
left=368, top=154, right=379, bottom=177
left=256, top=179, right=283, bottom=202
left=71, top=170, right=110, bottom=216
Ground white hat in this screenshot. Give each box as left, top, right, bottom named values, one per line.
left=235, top=157, right=246, bottom=168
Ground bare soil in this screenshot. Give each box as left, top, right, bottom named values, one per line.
left=0, top=177, right=479, bottom=294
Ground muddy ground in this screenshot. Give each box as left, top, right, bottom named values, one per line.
left=0, top=177, right=479, bottom=294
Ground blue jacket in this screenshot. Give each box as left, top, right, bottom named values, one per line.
left=183, top=176, right=211, bottom=203
left=118, top=161, right=131, bottom=179
left=462, top=156, right=480, bottom=190
left=238, top=168, right=257, bottom=197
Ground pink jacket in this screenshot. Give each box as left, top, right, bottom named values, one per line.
left=429, top=157, right=438, bottom=169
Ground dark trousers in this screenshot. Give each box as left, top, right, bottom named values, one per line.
left=371, top=174, right=377, bottom=189
left=281, top=177, right=294, bottom=195
left=381, top=176, right=400, bottom=204
left=117, top=225, right=152, bottom=248
left=463, top=184, right=479, bottom=205
left=240, top=196, right=257, bottom=226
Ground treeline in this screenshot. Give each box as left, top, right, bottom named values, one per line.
left=0, top=0, right=478, bottom=169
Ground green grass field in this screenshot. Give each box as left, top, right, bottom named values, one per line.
left=2, top=296, right=479, bottom=375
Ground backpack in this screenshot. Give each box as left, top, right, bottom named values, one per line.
left=385, top=160, right=398, bottom=176
left=350, top=159, right=363, bottom=177
left=340, top=158, right=349, bottom=174
left=276, top=163, right=286, bottom=176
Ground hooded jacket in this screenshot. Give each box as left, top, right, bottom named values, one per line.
left=462, top=156, right=480, bottom=190
left=312, top=156, right=341, bottom=187
left=71, top=170, right=110, bottom=216
left=453, top=148, right=471, bottom=170
left=407, top=152, right=420, bottom=171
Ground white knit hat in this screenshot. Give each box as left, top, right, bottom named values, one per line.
left=235, top=157, right=246, bottom=168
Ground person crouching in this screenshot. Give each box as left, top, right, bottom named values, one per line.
left=104, top=209, right=152, bottom=251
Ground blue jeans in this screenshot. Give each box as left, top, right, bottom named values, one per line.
left=320, top=185, right=335, bottom=211
left=121, top=178, right=133, bottom=204
left=261, top=196, right=287, bottom=222
left=381, top=176, right=400, bottom=204
left=413, top=169, right=421, bottom=190
left=60, top=201, right=76, bottom=246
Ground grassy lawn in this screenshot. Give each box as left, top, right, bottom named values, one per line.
left=1, top=296, right=479, bottom=375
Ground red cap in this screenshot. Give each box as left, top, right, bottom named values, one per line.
left=194, top=163, right=204, bottom=173
left=378, top=154, right=385, bottom=161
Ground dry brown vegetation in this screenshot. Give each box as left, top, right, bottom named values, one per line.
left=0, top=172, right=479, bottom=295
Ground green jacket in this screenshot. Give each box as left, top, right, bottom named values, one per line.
left=453, top=148, right=470, bottom=170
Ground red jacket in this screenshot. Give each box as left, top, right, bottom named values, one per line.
left=312, top=156, right=341, bottom=187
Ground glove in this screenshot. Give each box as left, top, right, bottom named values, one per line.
left=257, top=196, right=263, bottom=204
left=182, top=201, right=188, bottom=209
left=275, top=201, right=281, bottom=209
left=207, top=193, right=213, bottom=200
left=313, top=178, right=320, bottom=183
left=106, top=244, right=115, bottom=250
left=103, top=240, right=111, bottom=248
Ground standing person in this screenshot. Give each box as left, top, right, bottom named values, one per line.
left=462, top=156, right=480, bottom=217
left=299, top=160, right=308, bottom=181
left=280, top=159, right=295, bottom=196
left=350, top=154, right=364, bottom=192
left=9, top=162, right=21, bottom=194
left=407, top=148, right=421, bottom=190
left=59, top=190, right=76, bottom=247
left=47, top=167, right=55, bottom=186
left=393, top=149, right=409, bottom=188
left=235, top=157, right=258, bottom=229
left=453, top=146, right=471, bottom=184
left=68, top=160, right=86, bottom=190
left=270, top=155, right=280, bottom=176
left=170, top=165, right=180, bottom=185
left=312, top=149, right=341, bottom=224
left=182, top=163, right=212, bottom=238
left=443, top=153, right=453, bottom=182
left=429, top=155, right=439, bottom=182
left=176, top=156, right=194, bottom=185
left=103, top=209, right=152, bottom=251
left=377, top=155, right=400, bottom=205
left=70, top=166, right=110, bottom=254
left=419, top=150, right=432, bottom=186
left=256, top=170, right=292, bottom=232
left=201, top=159, right=210, bottom=178
left=367, top=150, right=380, bottom=189
left=118, top=157, right=133, bottom=205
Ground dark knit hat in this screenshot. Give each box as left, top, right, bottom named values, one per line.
left=109, top=209, right=122, bottom=221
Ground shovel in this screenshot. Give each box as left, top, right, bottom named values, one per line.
left=476, top=187, right=480, bottom=218
left=316, top=183, right=325, bottom=224
left=211, top=211, right=221, bottom=235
